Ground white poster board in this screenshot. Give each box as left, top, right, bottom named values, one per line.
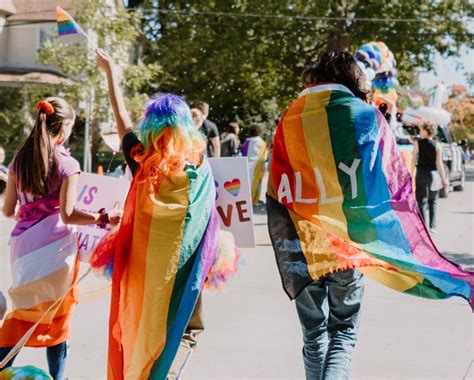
left=76, top=173, right=130, bottom=261
left=208, top=157, right=256, bottom=248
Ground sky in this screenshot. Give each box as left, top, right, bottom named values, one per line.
left=418, top=48, right=473, bottom=92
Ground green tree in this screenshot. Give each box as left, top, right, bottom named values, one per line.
left=0, top=84, right=65, bottom=160
left=131, top=0, right=473, bottom=132
left=38, top=0, right=161, bottom=170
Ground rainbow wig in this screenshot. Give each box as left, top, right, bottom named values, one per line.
left=134, top=94, right=205, bottom=188
left=0, top=365, right=52, bottom=379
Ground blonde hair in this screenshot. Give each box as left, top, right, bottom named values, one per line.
left=420, top=121, right=437, bottom=138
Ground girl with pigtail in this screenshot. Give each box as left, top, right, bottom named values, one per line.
left=0, top=98, right=121, bottom=379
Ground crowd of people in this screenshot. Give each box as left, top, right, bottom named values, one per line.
left=189, top=101, right=272, bottom=205
left=0, top=49, right=472, bottom=380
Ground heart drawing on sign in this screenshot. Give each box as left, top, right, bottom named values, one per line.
left=224, top=178, right=241, bottom=197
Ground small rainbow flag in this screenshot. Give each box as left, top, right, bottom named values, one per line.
left=56, top=6, right=88, bottom=39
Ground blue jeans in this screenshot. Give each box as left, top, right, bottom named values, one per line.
left=0, top=341, right=68, bottom=379
left=295, top=269, right=364, bottom=380
left=415, top=169, right=438, bottom=229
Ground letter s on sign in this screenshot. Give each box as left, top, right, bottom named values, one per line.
left=236, top=200, right=250, bottom=222
left=83, top=186, right=98, bottom=205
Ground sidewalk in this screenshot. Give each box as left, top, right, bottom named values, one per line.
left=1, top=168, right=473, bottom=379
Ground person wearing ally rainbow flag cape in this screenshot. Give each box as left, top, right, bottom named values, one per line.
left=0, top=98, right=121, bottom=379
left=95, top=50, right=222, bottom=380
left=266, top=50, right=474, bottom=380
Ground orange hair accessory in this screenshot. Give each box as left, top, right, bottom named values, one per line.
left=36, top=100, right=55, bottom=115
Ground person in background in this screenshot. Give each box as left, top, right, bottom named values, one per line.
left=220, top=122, right=240, bottom=157
left=0, top=98, right=120, bottom=379
left=0, top=147, right=7, bottom=174
left=241, top=123, right=267, bottom=205
left=460, top=139, right=471, bottom=164
left=195, top=101, right=220, bottom=157
left=0, top=147, right=8, bottom=196
left=191, top=108, right=205, bottom=130
left=266, top=129, right=276, bottom=165
left=411, top=121, right=449, bottom=233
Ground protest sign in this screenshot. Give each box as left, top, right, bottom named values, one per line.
left=76, top=173, right=130, bottom=261
left=209, top=157, right=256, bottom=248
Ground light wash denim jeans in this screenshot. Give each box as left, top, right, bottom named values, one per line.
left=295, top=269, right=364, bottom=380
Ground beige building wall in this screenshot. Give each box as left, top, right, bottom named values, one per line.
left=4, top=21, right=55, bottom=69
left=0, top=16, right=7, bottom=65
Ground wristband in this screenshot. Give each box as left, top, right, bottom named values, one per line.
left=97, top=208, right=110, bottom=229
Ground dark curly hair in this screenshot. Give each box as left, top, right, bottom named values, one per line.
left=302, top=49, right=369, bottom=102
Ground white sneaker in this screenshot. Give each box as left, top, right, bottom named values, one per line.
left=429, top=228, right=437, bottom=234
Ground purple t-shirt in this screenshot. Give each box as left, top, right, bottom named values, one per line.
left=10, top=146, right=81, bottom=205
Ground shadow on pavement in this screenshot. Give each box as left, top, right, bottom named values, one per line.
left=465, top=165, right=474, bottom=182
left=442, top=251, right=474, bottom=271
left=253, top=203, right=267, bottom=215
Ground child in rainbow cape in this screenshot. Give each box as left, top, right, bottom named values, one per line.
left=241, top=123, right=268, bottom=205
left=266, top=50, right=474, bottom=380
left=95, top=50, right=237, bottom=380
left=0, top=98, right=121, bottom=378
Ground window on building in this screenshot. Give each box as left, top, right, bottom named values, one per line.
left=38, top=27, right=55, bottom=47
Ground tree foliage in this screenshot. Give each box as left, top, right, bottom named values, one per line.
left=1, top=0, right=472, bottom=155
left=0, top=84, right=64, bottom=160
left=445, top=87, right=474, bottom=141
left=37, top=0, right=161, bottom=168
left=133, top=0, right=473, bottom=131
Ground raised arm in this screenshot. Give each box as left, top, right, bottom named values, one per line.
left=411, top=140, right=418, bottom=176
left=97, top=49, right=133, bottom=142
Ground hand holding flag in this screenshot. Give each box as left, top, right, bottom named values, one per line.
left=56, top=6, right=89, bottom=42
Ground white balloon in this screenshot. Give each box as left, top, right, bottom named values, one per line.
left=366, top=68, right=376, bottom=80
left=402, top=106, right=451, bottom=126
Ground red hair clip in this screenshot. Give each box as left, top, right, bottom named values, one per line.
left=36, top=100, right=55, bottom=115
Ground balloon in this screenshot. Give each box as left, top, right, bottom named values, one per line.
left=402, top=106, right=451, bottom=126
left=407, top=93, right=424, bottom=109
left=373, top=88, right=398, bottom=107
left=355, top=41, right=397, bottom=98
left=365, top=68, right=376, bottom=81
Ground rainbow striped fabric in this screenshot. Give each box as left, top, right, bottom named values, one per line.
left=104, top=159, right=218, bottom=379
left=0, top=194, right=79, bottom=348
left=56, top=6, right=87, bottom=38
left=267, top=83, right=474, bottom=308
left=242, top=137, right=267, bottom=205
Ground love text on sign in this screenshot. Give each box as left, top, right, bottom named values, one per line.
left=209, top=157, right=256, bottom=248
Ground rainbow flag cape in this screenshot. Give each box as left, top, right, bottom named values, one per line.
left=0, top=193, right=79, bottom=349
left=56, top=6, right=87, bottom=39
left=267, top=83, right=474, bottom=308
left=99, top=158, right=218, bottom=379
left=242, top=136, right=268, bottom=205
